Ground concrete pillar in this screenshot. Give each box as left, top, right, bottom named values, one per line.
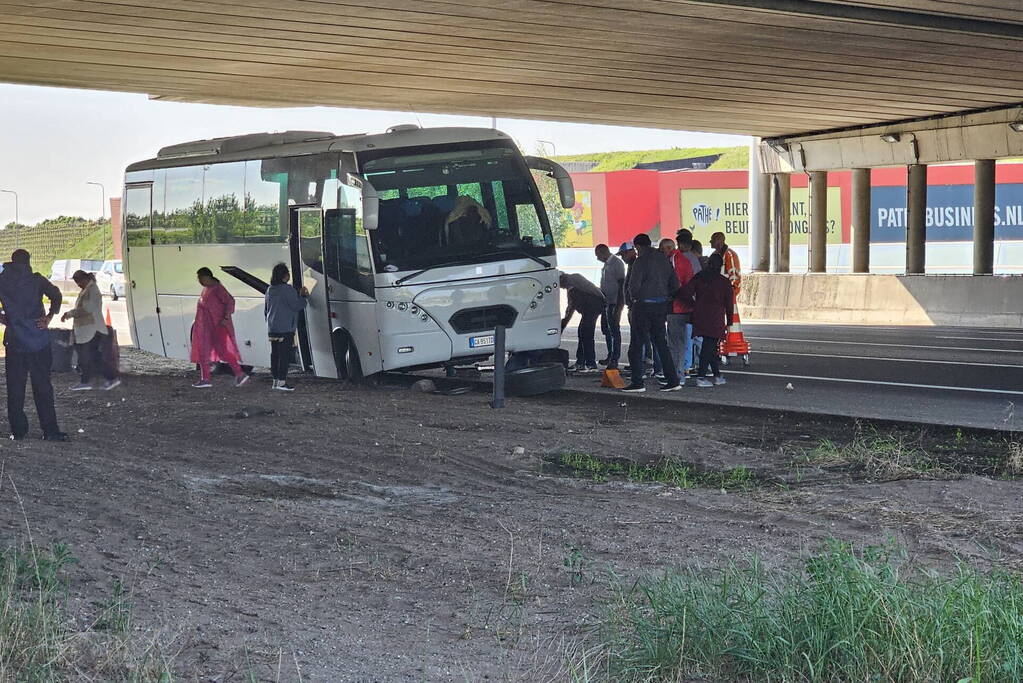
left=748, top=139, right=770, bottom=272
left=808, top=170, right=828, bottom=273
left=906, top=164, right=927, bottom=274
left=771, top=173, right=791, bottom=273
left=973, top=159, right=995, bottom=275
left=851, top=168, right=871, bottom=273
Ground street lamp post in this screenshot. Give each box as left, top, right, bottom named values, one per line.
left=87, top=181, right=106, bottom=260
left=0, top=189, right=18, bottom=248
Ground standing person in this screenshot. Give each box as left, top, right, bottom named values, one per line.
left=594, top=243, right=625, bottom=369
left=710, top=231, right=742, bottom=298
left=619, top=241, right=662, bottom=379
left=61, top=270, right=119, bottom=391
left=675, top=229, right=702, bottom=275
left=622, top=234, right=681, bottom=393
left=659, top=238, right=695, bottom=384
left=264, top=263, right=308, bottom=392
left=190, top=267, right=249, bottom=389
left=681, top=253, right=734, bottom=387
left=675, top=231, right=701, bottom=375
left=559, top=272, right=605, bottom=373
left=0, top=249, right=68, bottom=441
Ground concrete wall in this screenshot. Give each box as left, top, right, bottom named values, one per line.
left=740, top=273, right=1023, bottom=327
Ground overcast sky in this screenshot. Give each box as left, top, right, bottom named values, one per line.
left=0, top=83, right=749, bottom=225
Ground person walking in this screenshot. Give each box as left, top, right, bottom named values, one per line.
left=190, top=267, right=249, bottom=389
left=61, top=270, right=119, bottom=391
left=659, top=238, right=694, bottom=384
left=0, top=249, right=68, bottom=441
left=622, top=234, right=681, bottom=393
left=681, top=253, right=734, bottom=387
left=265, top=263, right=308, bottom=391
left=594, top=243, right=625, bottom=369
left=560, top=272, right=605, bottom=373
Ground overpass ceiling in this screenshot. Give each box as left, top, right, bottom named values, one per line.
left=1, top=1, right=1022, bottom=137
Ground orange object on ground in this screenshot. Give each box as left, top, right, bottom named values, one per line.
left=601, top=368, right=628, bottom=389
left=718, top=301, right=750, bottom=358
left=104, top=307, right=113, bottom=327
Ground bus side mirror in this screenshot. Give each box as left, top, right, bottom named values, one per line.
left=524, top=156, right=575, bottom=209
left=362, top=182, right=379, bottom=231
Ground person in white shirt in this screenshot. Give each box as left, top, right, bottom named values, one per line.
left=61, top=270, right=119, bottom=391
left=594, top=243, right=626, bottom=368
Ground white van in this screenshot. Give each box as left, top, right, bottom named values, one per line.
left=96, top=259, right=125, bottom=299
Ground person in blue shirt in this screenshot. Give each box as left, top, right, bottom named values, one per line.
left=0, top=249, right=68, bottom=440
left=264, top=263, right=308, bottom=391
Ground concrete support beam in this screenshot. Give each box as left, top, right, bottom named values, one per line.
left=851, top=168, right=871, bottom=273
left=808, top=170, right=828, bottom=273
left=772, top=173, right=791, bottom=273
left=748, top=138, right=770, bottom=272
left=906, top=164, right=927, bottom=274
left=973, top=159, right=996, bottom=275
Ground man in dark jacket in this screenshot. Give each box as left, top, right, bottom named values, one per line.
left=560, top=272, right=606, bottom=373
left=0, top=249, right=68, bottom=440
left=681, top=252, right=735, bottom=387
left=623, top=234, right=681, bottom=393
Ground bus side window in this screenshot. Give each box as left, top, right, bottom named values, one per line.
left=325, top=208, right=373, bottom=296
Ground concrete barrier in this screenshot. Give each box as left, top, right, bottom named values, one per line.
left=739, top=273, right=1023, bottom=328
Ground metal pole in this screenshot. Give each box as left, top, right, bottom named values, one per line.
left=851, top=168, right=871, bottom=273
left=808, top=170, right=828, bottom=273
left=88, top=181, right=107, bottom=260
left=490, top=325, right=506, bottom=409
left=973, top=159, right=995, bottom=275
left=906, top=164, right=928, bottom=274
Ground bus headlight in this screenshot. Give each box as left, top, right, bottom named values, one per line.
left=420, top=313, right=429, bottom=322
left=535, top=291, right=543, bottom=300
left=410, top=305, right=419, bottom=315
left=544, top=285, right=552, bottom=293
left=398, top=302, right=408, bottom=311
left=529, top=301, right=538, bottom=309
left=386, top=301, right=395, bottom=309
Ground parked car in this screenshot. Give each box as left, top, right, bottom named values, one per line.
left=50, top=259, right=104, bottom=293
left=96, top=259, right=125, bottom=300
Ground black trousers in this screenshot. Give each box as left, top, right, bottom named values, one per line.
left=6, top=347, right=60, bottom=438
left=269, top=334, right=294, bottom=381
left=76, top=334, right=116, bottom=383
left=628, top=302, right=678, bottom=387
left=698, top=336, right=722, bottom=378
left=599, top=303, right=622, bottom=363
left=575, top=310, right=600, bottom=367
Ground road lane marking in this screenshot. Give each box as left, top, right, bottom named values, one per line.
left=754, top=350, right=1023, bottom=369
left=729, top=370, right=1023, bottom=397
left=748, top=337, right=1023, bottom=354
left=936, top=336, right=1023, bottom=343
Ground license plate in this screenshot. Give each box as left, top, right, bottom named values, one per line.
left=469, top=335, right=494, bottom=348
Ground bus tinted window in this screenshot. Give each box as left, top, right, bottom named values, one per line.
left=244, top=161, right=286, bottom=242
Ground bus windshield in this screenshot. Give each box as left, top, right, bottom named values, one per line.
left=361, top=142, right=555, bottom=273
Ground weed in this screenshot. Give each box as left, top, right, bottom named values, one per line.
left=564, top=546, right=586, bottom=587
left=805, top=428, right=950, bottom=479
left=96, top=578, right=133, bottom=633
left=590, top=540, right=1023, bottom=682
left=1007, top=441, right=1023, bottom=476
left=551, top=453, right=756, bottom=491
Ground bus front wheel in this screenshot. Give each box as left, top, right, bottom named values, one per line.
left=333, top=331, right=363, bottom=382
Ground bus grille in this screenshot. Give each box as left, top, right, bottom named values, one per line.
left=448, top=305, right=518, bottom=334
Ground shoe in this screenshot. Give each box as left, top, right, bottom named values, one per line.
left=659, top=383, right=682, bottom=392
left=101, top=379, right=121, bottom=391
left=686, top=368, right=698, bottom=376
left=192, top=380, right=212, bottom=388
left=714, top=376, right=727, bottom=386
left=696, top=378, right=713, bottom=388
left=577, top=366, right=599, bottom=375
left=621, top=384, right=646, bottom=393
left=598, top=358, right=611, bottom=366
left=234, top=374, right=250, bottom=388
left=42, top=432, right=70, bottom=442
left=644, top=368, right=656, bottom=378
left=273, top=383, right=296, bottom=392
left=70, top=383, right=92, bottom=391
left=605, top=360, right=619, bottom=370
left=654, top=373, right=665, bottom=380
left=10, top=434, right=25, bottom=441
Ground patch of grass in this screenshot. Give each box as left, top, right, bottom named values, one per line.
left=594, top=540, right=1023, bottom=682
left=804, top=428, right=951, bottom=480
left=551, top=452, right=756, bottom=491
left=0, top=541, right=175, bottom=680
left=1007, top=441, right=1023, bottom=476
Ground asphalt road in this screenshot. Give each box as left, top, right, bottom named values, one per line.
left=560, top=321, right=1023, bottom=431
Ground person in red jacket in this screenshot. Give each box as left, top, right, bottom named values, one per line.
left=681, top=252, right=734, bottom=387
left=658, top=238, right=694, bottom=384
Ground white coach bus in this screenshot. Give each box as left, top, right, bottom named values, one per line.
left=122, top=126, right=575, bottom=380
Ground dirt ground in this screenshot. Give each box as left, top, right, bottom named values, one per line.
left=1, top=350, right=1022, bottom=681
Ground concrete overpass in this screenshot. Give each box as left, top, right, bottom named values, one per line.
left=4, top=0, right=1023, bottom=303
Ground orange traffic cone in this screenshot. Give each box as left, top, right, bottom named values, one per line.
left=104, top=307, right=113, bottom=327
left=719, top=300, right=750, bottom=364
left=600, top=368, right=627, bottom=389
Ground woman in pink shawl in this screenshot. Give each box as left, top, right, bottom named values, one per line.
left=190, top=267, right=249, bottom=388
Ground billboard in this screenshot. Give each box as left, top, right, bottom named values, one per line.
left=559, top=190, right=593, bottom=247
left=680, top=187, right=842, bottom=245
left=871, top=184, right=1023, bottom=242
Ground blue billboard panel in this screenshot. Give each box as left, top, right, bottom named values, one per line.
left=871, top=183, right=1023, bottom=243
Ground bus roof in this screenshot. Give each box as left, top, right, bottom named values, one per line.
left=126, top=126, right=513, bottom=172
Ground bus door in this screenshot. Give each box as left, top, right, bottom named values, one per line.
left=123, top=183, right=165, bottom=354
left=289, top=206, right=338, bottom=378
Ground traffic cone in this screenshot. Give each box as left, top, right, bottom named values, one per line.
left=719, top=299, right=750, bottom=359
left=600, top=368, right=627, bottom=389
left=104, top=307, right=113, bottom=327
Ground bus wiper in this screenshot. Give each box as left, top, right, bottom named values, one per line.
left=394, top=250, right=552, bottom=287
